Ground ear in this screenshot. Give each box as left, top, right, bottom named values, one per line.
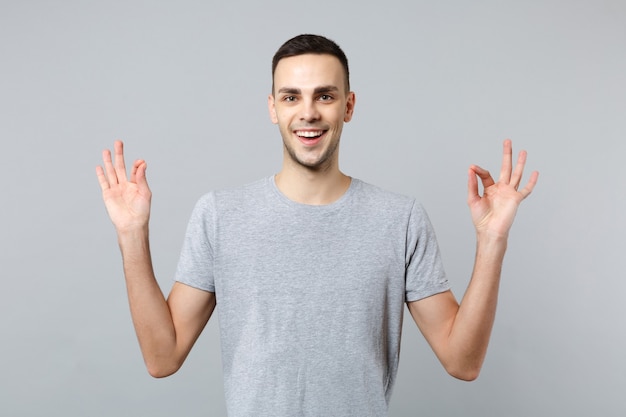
left=268, top=94, right=278, bottom=124
left=344, top=91, right=356, bottom=122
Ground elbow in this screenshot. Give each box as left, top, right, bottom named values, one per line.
left=440, top=348, right=487, bottom=381
left=447, top=366, right=481, bottom=382
left=145, top=359, right=182, bottom=379
left=443, top=359, right=483, bottom=382
left=147, top=367, right=176, bottom=379
left=141, top=345, right=188, bottom=378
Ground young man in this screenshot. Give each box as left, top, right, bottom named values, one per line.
left=96, top=34, right=538, bottom=416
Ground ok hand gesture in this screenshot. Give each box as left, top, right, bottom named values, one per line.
left=96, top=141, right=152, bottom=233
left=468, top=139, right=539, bottom=239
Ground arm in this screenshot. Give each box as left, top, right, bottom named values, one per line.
left=408, top=139, right=538, bottom=381
left=96, top=141, right=215, bottom=378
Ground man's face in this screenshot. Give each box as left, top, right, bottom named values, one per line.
left=268, top=54, right=355, bottom=171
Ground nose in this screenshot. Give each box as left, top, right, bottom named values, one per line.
left=299, top=98, right=321, bottom=122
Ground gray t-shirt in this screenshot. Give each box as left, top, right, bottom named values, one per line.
left=175, top=176, right=449, bottom=417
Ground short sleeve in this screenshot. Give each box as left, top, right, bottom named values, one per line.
left=174, top=193, right=216, bottom=292
left=404, top=202, right=450, bottom=302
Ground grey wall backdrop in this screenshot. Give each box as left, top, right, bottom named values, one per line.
left=1, top=0, right=625, bottom=416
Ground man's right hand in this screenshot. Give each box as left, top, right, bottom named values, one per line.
left=96, top=140, right=152, bottom=233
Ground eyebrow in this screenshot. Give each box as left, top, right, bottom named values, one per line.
left=277, top=85, right=340, bottom=95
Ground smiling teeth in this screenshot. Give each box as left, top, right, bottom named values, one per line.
left=297, top=131, right=323, bottom=138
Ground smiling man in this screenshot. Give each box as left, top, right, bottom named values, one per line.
left=271, top=53, right=353, bottom=168
left=96, top=34, right=538, bottom=416
left=269, top=46, right=356, bottom=205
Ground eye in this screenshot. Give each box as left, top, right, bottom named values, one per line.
left=283, top=96, right=297, bottom=102
left=318, top=94, right=334, bottom=102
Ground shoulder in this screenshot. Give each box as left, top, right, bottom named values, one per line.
left=351, top=179, right=435, bottom=227
left=189, top=177, right=273, bottom=219
left=195, top=177, right=269, bottom=204
left=352, top=178, right=419, bottom=210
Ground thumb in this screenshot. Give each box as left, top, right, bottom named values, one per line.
left=135, top=161, right=151, bottom=194
left=467, top=167, right=480, bottom=205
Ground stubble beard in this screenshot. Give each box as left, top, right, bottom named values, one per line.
left=282, top=133, right=341, bottom=173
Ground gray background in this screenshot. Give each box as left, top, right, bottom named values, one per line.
left=1, top=0, right=625, bottom=416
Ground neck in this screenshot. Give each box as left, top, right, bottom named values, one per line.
left=275, top=163, right=351, bottom=205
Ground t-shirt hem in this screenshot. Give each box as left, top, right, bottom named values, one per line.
left=405, top=284, right=451, bottom=303
left=175, top=278, right=216, bottom=293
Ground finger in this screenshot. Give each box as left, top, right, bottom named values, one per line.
left=519, top=170, right=539, bottom=199
left=129, top=159, right=145, bottom=183
left=510, top=149, right=528, bottom=189
left=467, top=168, right=480, bottom=204
left=470, top=164, right=495, bottom=189
left=95, top=165, right=110, bottom=191
left=102, top=148, right=118, bottom=186
left=499, top=139, right=513, bottom=184
left=135, top=161, right=151, bottom=193
left=113, top=140, right=128, bottom=183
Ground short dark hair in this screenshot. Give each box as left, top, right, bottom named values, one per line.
left=271, top=34, right=350, bottom=93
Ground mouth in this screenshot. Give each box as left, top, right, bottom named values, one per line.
left=294, top=129, right=326, bottom=146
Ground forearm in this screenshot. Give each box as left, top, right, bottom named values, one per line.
left=446, top=234, right=507, bottom=379
left=117, top=227, right=180, bottom=376
left=426, top=139, right=536, bottom=380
